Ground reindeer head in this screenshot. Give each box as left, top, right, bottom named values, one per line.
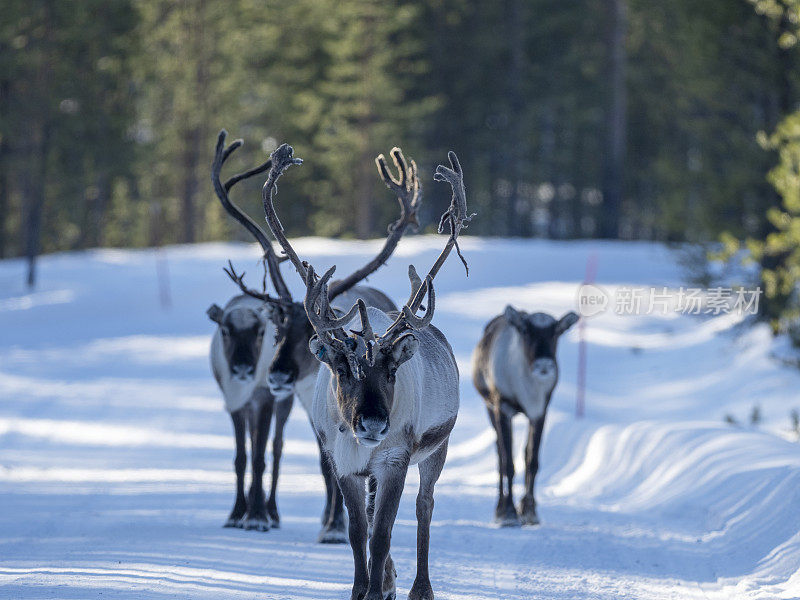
left=503, top=306, right=578, bottom=386
left=265, top=300, right=317, bottom=398
left=311, top=328, right=419, bottom=447
left=305, top=268, right=429, bottom=446
left=207, top=303, right=268, bottom=380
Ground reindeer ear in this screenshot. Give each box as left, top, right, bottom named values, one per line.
left=309, top=335, right=328, bottom=363
left=207, top=304, right=224, bottom=324
left=504, top=305, right=526, bottom=330
left=390, top=333, right=419, bottom=368
left=556, top=311, right=579, bottom=335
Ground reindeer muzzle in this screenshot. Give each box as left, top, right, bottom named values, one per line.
left=354, top=415, right=389, bottom=447
left=267, top=371, right=295, bottom=399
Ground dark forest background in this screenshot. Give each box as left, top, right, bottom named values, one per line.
left=2, top=0, right=800, bottom=287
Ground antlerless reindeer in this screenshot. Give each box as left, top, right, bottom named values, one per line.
left=213, top=132, right=422, bottom=542
left=472, top=306, right=578, bottom=526
left=259, top=143, right=473, bottom=600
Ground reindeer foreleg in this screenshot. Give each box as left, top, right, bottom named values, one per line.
left=266, top=394, right=293, bottom=527
left=225, top=409, right=248, bottom=527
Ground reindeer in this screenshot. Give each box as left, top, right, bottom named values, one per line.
left=259, top=143, right=472, bottom=600
left=472, top=306, right=578, bottom=527
left=206, top=131, right=289, bottom=532
left=225, top=137, right=423, bottom=543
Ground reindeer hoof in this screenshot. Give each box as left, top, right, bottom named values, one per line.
left=267, top=505, right=280, bottom=528
left=519, top=497, right=539, bottom=526
left=317, top=525, right=347, bottom=544
left=244, top=517, right=270, bottom=532
left=223, top=517, right=245, bottom=528
left=494, top=498, right=521, bottom=527
left=494, top=511, right=521, bottom=527
left=408, top=580, right=434, bottom=600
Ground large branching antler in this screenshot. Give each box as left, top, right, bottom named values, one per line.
left=316, top=151, right=472, bottom=371
left=303, top=265, right=364, bottom=378
left=260, top=144, right=470, bottom=379
left=374, top=150, right=472, bottom=344
left=223, top=260, right=273, bottom=303
left=327, top=147, right=422, bottom=299
left=212, top=130, right=292, bottom=302
left=261, top=143, right=307, bottom=281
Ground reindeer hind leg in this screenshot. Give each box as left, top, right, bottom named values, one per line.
left=520, top=414, right=545, bottom=526
left=244, top=392, right=273, bottom=531
left=225, top=409, right=248, bottom=528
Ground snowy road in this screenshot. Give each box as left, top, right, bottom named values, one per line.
left=1, top=238, right=799, bottom=599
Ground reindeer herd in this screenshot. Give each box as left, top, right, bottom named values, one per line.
left=206, top=130, right=577, bottom=600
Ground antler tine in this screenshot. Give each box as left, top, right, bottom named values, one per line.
left=411, top=150, right=474, bottom=309
left=401, top=276, right=434, bottom=330
left=353, top=298, right=378, bottom=366
left=406, top=264, right=423, bottom=307
left=385, top=147, right=422, bottom=229
left=303, top=265, right=367, bottom=380
left=304, top=266, right=360, bottom=333
left=433, top=150, right=476, bottom=277
left=261, top=143, right=306, bottom=283
left=326, top=146, right=422, bottom=299
left=223, top=259, right=275, bottom=303
left=212, top=130, right=292, bottom=302
left=434, top=153, right=469, bottom=218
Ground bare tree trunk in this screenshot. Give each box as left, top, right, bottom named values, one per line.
left=0, top=142, right=8, bottom=260
left=355, top=148, right=374, bottom=239
left=24, top=122, right=48, bottom=289
left=179, top=0, right=210, bottom=245
left=354, top=9, right=376, bottom=240
left=506, top=0, right=527, bottom=236
left=24, top=5, right=53, bottom=289
left=540, top=102, right=557, bottom=237
left=92, top=172, right=110, bottom=247
left=180, top=128, right=200, bottom=244
left=600, top=0, right=627, bottom=239
left=0, top=79, right=9, bottom=258
left=0, top=171, right=7, bottom=258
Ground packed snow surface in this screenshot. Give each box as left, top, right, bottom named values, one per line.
left=1, top=237, right=799, bottom=599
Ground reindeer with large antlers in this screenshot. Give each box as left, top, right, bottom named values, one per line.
left=219, top=134, right=423, bottom=543
left=260, top=143, right=473, bottom=600
left=206, top=131, right=289, bottom=532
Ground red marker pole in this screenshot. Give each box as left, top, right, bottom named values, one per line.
left=576, top=252, right=598, bottom=419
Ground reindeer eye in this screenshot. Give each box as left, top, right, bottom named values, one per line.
left=387, top=368, right=397, bottom=383
left=221, top=327, right=230, bottom=337
left=336, top=366, right=347, bottom=378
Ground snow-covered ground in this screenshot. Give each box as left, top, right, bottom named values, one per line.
left=1, top=237, right=799, bottom=599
